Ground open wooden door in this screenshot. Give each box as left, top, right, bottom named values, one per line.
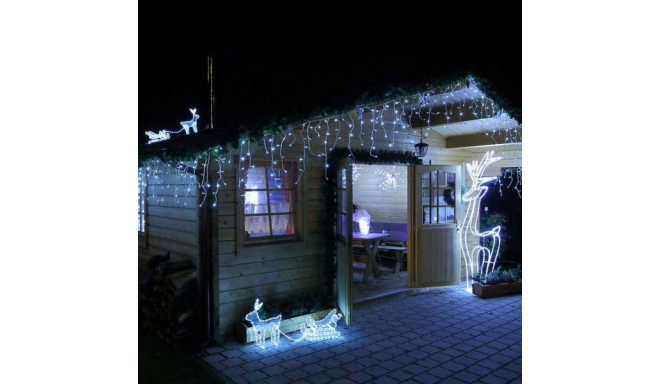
left=409, top=165, right=462, bottom=288
left=335, top=159, right=353, bottom=324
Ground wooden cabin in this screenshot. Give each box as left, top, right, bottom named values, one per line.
left=138, top=81, right=522, bottom=342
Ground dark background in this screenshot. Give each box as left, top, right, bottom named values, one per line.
left=139, top=13, right=521, bottom=145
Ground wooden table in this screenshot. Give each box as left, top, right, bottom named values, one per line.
left=353, top=232, right=389, bottom=283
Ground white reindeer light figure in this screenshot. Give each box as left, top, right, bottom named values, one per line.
left=245, top=299, right=282, bottom=349
left=180, top=108, right=199, bottom=135
left=460, top=151, right=503, bottom=290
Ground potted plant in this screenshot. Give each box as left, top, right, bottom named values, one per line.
left=471, top=265, right=522, bottom=298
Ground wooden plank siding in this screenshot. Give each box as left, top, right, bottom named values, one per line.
left=142, top=170, right=200, bottom=269
left=213, top=154, right=329, bottom=340
left=353, top=164, right=408, bottom=223
left=137, top=118, right=520, bottom=340
left=211, top=127, right=479, bottom=339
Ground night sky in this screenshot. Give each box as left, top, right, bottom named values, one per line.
left=139, top=16, right=521, bottom=145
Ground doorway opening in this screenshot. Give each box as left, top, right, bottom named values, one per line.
left=350, top=164, right=411, bottom=303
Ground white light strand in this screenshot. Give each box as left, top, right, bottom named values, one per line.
left=460, top=151, right=503, bottom=290
left=245, top=299, right=343, bottom=349
left=143, top=78, right=521, bottom=210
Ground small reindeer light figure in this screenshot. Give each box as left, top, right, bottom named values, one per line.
left=460, top=151, right=503, bottom=289
left=180, top=108, right=199, bottom=135
left=245, top=299, right=282, bottom=349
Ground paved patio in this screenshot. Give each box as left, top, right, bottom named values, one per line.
left=202, top=285, right=522, bottom=383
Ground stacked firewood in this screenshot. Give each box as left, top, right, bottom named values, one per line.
left=139, top=255, right=198, bottom=343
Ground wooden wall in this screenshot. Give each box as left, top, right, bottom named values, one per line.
left=141, top=170, right=200, bottom=267
left=137, top=119, right=521, bottom=340
left=353, top=164, right=408, bottom=223
left=214, top=157, right=327, bottom=339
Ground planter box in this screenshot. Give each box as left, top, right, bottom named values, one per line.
left=472, top=281, right=522, bottom=298
left=237, top=309, right=334, bottom=344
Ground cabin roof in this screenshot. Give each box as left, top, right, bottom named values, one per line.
left=139, top=46, right=521, bottom=162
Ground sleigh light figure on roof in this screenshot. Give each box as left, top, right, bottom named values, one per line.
left=144, top=108, right=200, bottom=145
left=145, top=130, right=171, bottom=144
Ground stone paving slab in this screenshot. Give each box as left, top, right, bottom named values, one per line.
left=203, top=285, right=521, bottom=383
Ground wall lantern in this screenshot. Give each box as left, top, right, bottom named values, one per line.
left=414, top=136, right=429, bottom=157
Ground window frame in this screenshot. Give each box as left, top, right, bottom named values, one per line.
left=239, top=160, right=301, bottom=245
left=421, top=169, right=456, bottom=225
left=138, top=168, right=146, bottom=234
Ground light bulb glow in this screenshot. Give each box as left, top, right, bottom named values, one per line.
left=245, top=299, right=343, bottom=349
left=460, top=151, right=503, bottom=289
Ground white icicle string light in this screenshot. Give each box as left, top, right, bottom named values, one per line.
left=143, top=78, right=521, bottom=209
left=460, top=151, right=503, bottom=290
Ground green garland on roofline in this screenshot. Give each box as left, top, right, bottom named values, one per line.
left=320, top=148, right=422, bottom=292
left=139, top=73, right=520, bottom=164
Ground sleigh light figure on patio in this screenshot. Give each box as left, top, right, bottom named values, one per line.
left=245, top=299, right=282, bottom=349
left=245, top=299, right=344, bottom=349
left=299, top=309, right=343, bottom=341
left=460, top=151, right=503, bottom=290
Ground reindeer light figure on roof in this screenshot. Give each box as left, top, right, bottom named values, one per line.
left=180, top=108, right=199, bottom=135
left=460, top=151, right=502, bottom=290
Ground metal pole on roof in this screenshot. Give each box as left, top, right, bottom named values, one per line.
left=207, top=55, right=214, bottom=130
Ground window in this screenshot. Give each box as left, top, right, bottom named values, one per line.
left=138, top=168, right=146, bottom=233
left=422, top=170, right=456, bottom=224
left=243, top=161, right=297, bottom=242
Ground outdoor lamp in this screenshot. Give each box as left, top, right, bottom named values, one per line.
left=414, top=136, right=429, bottom=157
left=357, top=218, right=370, bottom=236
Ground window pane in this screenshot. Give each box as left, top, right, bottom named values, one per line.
left=430, top=171, right=437, bottom=188
left=446, top=206, right=455, bottom=222
left=269, top=191, right=292, bottom=213
left=423, top=189, right=431, bottom=206
left=341, top=168, right=347, bottom=188
left=438, top=190, right=447, bottom=205
left=245, top=191, right=268, bottom=214
left=422, top=172, right=431, bottom=188
left=437, top=171, right=447, bottom=187
left=423, top=206, right=430, bottom=224
left=267, top=166, right=293, bottom=189
left=338, top=213, right=346, bottom=237
left=245, top=216, right=270, bottom=238
left=438, top=207, right=447, bottom=222
left=271, top=214, right=294, bottom=236
left=341, top=190, right=348, bottom=212
left=245, top=167, right=267, bottom=189
left=447, top=172, right=455, bottom=184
